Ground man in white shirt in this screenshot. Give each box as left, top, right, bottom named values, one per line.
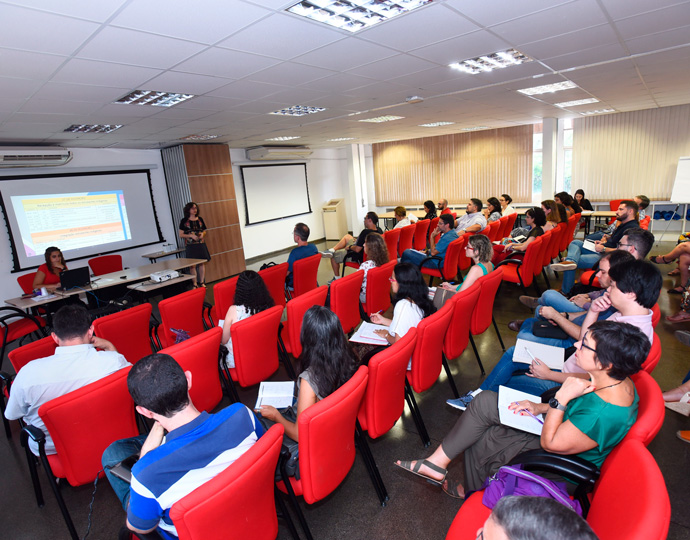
left=5, top=304, right=130, bottom=455
left=455, top=199, right=487, bottom=235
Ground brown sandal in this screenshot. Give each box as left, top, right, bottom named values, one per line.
left=649, top=255, right=671, bottom=264
left=442, top=478, right=465, bottom=499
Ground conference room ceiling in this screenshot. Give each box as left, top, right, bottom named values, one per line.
left=1, top=0, right=689, bottom=150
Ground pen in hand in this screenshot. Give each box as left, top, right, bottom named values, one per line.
left=525, top=347, right=540, bottom=366
left=512, top=402, right=544, bottom=424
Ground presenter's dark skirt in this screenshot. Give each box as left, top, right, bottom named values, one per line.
left=185, top=242, right=211, bottom=262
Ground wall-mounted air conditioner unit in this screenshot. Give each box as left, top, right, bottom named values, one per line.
left=245, top=146, right=312, bottom=161
left=0, top=147, right=73, bottom=168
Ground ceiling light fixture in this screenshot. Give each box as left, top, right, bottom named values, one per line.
left=114, top=90, right=195, bottom=107
left=63, top=124, right=122, bottom=134
left=286, top=0, right=431, bottom=33
left=580, top=108, right=615, bottom=115
left=517, top=81, right=577, bottom=96
left=266, top=136, right=301, bottom=141
left=359, top=115, right=404, bottom=123
left=555, top=98, right=599, bottom=108
left=269, top=105, right=327, bottom=116
left=327, top=137, right=357, bottom=141
left=449, top=48, right=532, bottom=75
left=419, top=122, right=455, bottom=127
left=179, top=134, right=219, bottom=141
left=461, top=126, right=488, bottom=131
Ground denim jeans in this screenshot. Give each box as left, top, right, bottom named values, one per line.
left=562, top=240, right=602, bottom=294
left=505, top=374, right=560, bottom=396
left=102, top=434, right=147, bottom=510
left=537, top=289, right=584, bottom=315
left=479, top=347, right=528, bottom=392
left=401, top=249, right=440, bottom=268
left=585, top=231, right=605, bottom=242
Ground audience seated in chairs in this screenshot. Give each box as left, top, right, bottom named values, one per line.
left=493, top=207, right=546, bottom=264
left=440, top=234, right=494, bottom=294
left=454, top=198, right=488, bottom=235
left=400, top=214, right=458, bottom=269
left=357, top=233, right=390, bottom=303
left=321, top=211, right=382, bottom=282
left=286, top=223, right=318, bottom=290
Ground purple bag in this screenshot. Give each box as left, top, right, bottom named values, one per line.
left=481, top=464, right=583, bottom=516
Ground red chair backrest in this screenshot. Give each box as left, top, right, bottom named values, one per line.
left=8, top=335, right=57, bottom=373
left=230, top=305, right=283, bottom=387
left=486, top=219, right=501, bottom=242
left=609, top=199, right=624, bottom=212
left=510, top=236, right=542, bottom=287
left=292, top=254, right=321, bottom=297
left=588, top=439, right=670, bottom=540
left=383, top=229, right=400, bottom=262
left=88, top=254, right=123, bottom=276
left=559, top=217, right=576, bottom=253
left=258, top=263, right=287, bottom=307
left=470, top=267, right=504, bottom=335
left=92, top=303, right=153, bottom=364
left=624, top=371, right=664, bottom=446
left=158, top=288, right=208, bottom=348
left=651, top=304, right=660, bottom=328
left=551, top=222, right=567, bottom=259
left=408, top=301, right=454, bottom=393
left=285, top=285, right=329, bottom=358
left=495, top=215, right=510, bottom=241
left=456, top=233, right=472, bottom=272
left=428, top=217, right=440, bottom=242
left=641, top=332, right=661, bottom=374
left=39, top=367, right=137, bottom=486
left=213, top=276, right=239, bottom=324
left=535, top=229, right=553, bottom=276
left=358, top=329, right=416, bottom=438
left=329, top=271, right=364, bottom=334
left=398, top=224, right=416, bottom=256
left=170, top=423, right=285, bottom=540
left=297, top=365, right=368, bottom=503
left=640, top=215, right=651, bottom=230
left=506, top=212, right=517, bottom=232
left=362, top=260, right=396, bottom=315
left=438, top=237, right=464, bottom=281
left=159, top=327, right=223, bottom=413
left=17, top=273, right=36, bottom=294
left=443, top=282, right=481, bottom=360
left=413, top=220, right=430, bottom=251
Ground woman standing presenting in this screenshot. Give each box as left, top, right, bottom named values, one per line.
left=179, top=202, right=209, bottom=288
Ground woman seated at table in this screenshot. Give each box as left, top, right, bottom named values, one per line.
left=575, top=189, right=594, bottom=211
left=440, top=235, right=494, bottom=293
left=394, top=320, right=648, bottom=499
left=33, top=246, right=67, bottom=291
left=422, top=200, right=437, bottom=221
left=492, top=207, right=546, bottom=264
left=555, top=192, right=581, bottom=218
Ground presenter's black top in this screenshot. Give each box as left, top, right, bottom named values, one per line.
left=179, top=217, right=207, bottom=244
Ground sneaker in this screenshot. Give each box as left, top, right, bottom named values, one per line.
left=327, top=276, right=339, bottom=284
left=549, top=261, right=577, bottom=272
left=446, top=389, right=482, bottom=411
left=519, top=295, right=540, bottom=309
left=320, top=249, right=334, bottom=258
left=677, top=430, right=690, bottom=444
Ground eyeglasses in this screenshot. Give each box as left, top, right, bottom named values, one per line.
left=579, top=331, right=597, bottom=354
left=476, top=531, right=484, bottom=540
left=388, top=277, right=397, bottom=283
left=617, top=242, right=632, bottom=249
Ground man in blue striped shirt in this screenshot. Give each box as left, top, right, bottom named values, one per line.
left=102, top=354, right=264, bottom=539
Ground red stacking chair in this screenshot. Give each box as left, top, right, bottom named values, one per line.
left=505, top=212, right=517, bottom=233
left=159, top=327, right=224, bottom=413
left=495, top=215, right=510, bottom=241
left=419, top=237, right=464, bottom=287
left=8, top=335, right=57, bottom=374
left=361, top=260, right=396, bottom=321
left=92, top=303, right=155, bottom=364
left=397, top=223, right=416, bottom=257
left=607, top=198, right=624, bottom=225
left=413, top=219, right=430, bottom=251
left=640, top=215, right=651, bottom=230
left=651, top=303, right=660, bottom=328
left=155, top=288, right=208, bottom=348
left=211, top=276, right=239, bottom=325
left=442, top=282, right=481, bottom=395
left=277, top=366, right=368, bottom=540
left=428, top=216, right=440, bottom=243
left=550, top=222, right=567, bottom=261
left=534, top=229, right=554, bottom=289
left=259, top=262, right=288, bottom=307
left=456, top=232, right=473, bottom=278
left=469, top=267, right=505, bottom=375
left=641, top=332, right=661, bottom=374
left=87, top=254, right=123, bottom=276
left=279, top=286, right=328, bottom=375
left=495, top=236, right=543, bottom=295
left=22, top=368, right=138, bottom=540
left=357, top=329, right=417, bottom=505
left=624, top=371, right=664, bottom=446
left=291, top=254, right=320, bottom=298
left=406, top=301, right=454, bottom=446
left=485, top=219, right=500, bottom=241
left=223, top=305, right=283, bottom=403
left=17, top=272, right=37, bottom=294
left=0, top=307, right=47, bottom=371
left=169, top=423, right=298, bottom=540
left=329, top=271, right=364, bottom=334
left=383, top=229, right=400, bottom=262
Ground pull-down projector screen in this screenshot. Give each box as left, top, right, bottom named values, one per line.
left=240, top=163, right=312, bottom=225
left=0, top=169, right=164, bottom=272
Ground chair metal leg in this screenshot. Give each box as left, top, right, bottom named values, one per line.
left=404, top=380, right=430, bottom=447
left=492, top=317, right=505, bottom=351
left=38, top=450, right=79, bottom=540
left=274, top=487, right=301, bottom=540
left=469, top=335, right=485, bottom=376
left=441, top=353, right=460, bottom=398
left=542, top=268, right=552, bottom=290
left=533, top=278, right=541, bottom=296
left=355, top=424, right=388, bottom=506
left=279, top=460, right=314, bottom=540
left=21, top=431, right=44, bottom=507
left=277, top=332, right=297, bottom=381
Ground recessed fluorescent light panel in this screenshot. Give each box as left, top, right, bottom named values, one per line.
left=286, top=0, right=432, bottom=33
left=581, top=108, right=615, bottom=115
left=359, top=115, right=404, bottom=123
left=64, top=124, right=122, bottom=134
left=462, top=126, right=488, bottom=131
left=517, top=81, right=577, bottom=96
left=449, top=49, right=532, bottom=74
left=420, top=122, right=455, bottom=127
left=269, top=105, right=326, bottom=116
left=328, top=137, right=356, bottom=141
left=266, top=136, right=301, bottom=141
left=179, top=134, right=219, bottom=141
left=555, top=98, right=599, bottom=108
left=114, top=90, right=195, bottom=107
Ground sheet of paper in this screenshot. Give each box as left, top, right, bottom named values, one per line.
left=498, top=386, right=544, bottom=436
left=254, top=381, right=295, bottom=409
left=582, top=240, right=598, bottom=252
left=350, top=321, right=389, bottom=345
left=31, top=294, right=56, bottom=301
left=513, top=339, right=565, bottom=370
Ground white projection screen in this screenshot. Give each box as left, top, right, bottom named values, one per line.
left=0, top=169, right=164, bottom=272
left=240, top=164, right=312, bottom=225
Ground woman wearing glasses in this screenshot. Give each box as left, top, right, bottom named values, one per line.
left=395, top=320, right=648, bottom=499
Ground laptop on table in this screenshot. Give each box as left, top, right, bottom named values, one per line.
left=58, top=267, right=91, bottom=291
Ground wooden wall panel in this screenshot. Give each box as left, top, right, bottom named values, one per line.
left=188, top=174, right=236, bottom=201
left=204, top=225, right=243, bottom=254
left=204, top=250, right=246, bottom=283
left=183, top=145, right=233, bottom=176
left=197, top=200, right=239, bottom=228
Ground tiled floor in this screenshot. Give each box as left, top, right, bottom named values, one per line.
left=2, top=237, right=689, bottom=539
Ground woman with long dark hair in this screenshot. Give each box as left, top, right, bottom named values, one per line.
left=179, top=202, right=209, bottom=288
left=358, top=232, right=389, bottom=302
left=33, top=246, right=67, bottom=290
left=422, top=200, right=437, bottom=221
left=541, top=199, right=561, bottom=232
left=493, top=207, right=546, bottom=263
left=484, top=197, right=502, bottom=222
left=574, top=189, right=594, bottom=211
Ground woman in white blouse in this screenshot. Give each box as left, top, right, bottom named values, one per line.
left=499, top=194, right=517, bottom=216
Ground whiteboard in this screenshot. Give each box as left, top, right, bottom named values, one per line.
left=670, top=157, right=690, bottom=203
left=240, top=164, right=312, bottom=225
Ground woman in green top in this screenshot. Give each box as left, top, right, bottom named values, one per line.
left=440, top=234, right=494, bottom=293
left=394, top=320, right=648, bottom=498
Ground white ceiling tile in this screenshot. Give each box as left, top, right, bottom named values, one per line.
left=147, top=108, right=217, bottom=121
left=141, top=71, right=233, bottom=95
left=0, top=98, right=27, bottom=113
left=31, top=82, right=130, bottom=103
left=175, top=95, right=246, bottom=111
left=244, top=0, right=295, bottom=10
left=292, top=37, right=397, bottom=71
left=346, top=54, right=437, bottom=80
left=93, top=103, right=163, bottom=118
left=52, top=58, right=163, bottom=88
left=297, top=72, right=376, bottom=93
left=411, top=30, right=514, bottom=66
left=248, top=62, right=335, bottom=87
left=175, top=48, right=281, bottom=79
left=0, top=4, right=100, bottom=55
left=0, top=77, right=44, bottom=98
left=517, top=24, right=620, bottom=59
left=601, top=0, right=690, bottom=21
left=0, top=48, right=67, bottom=80
left=208, top=79, right=290, bottom=100
left=540, top=43, right=629, bottom=71
left=256, top=87, right=331, bottom=105
left=1, top=0, right=128, bottom=21
left=19, top=98, right=102, bottom=115
left=111, top=0, right=271, bottom=44
left=445, top=0, right=573, bottom=27
left=614, top=3, right=690, bottom=39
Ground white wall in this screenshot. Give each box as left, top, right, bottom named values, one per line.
left=0, top=148, right=175, bottom=301
left=230, top=147, right=349, bottom=260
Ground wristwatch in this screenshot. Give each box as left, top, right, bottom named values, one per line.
left=549, top=397, right=566, bottom=412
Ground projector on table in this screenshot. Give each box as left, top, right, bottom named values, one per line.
left=150, top=270, right=179, bottom=283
